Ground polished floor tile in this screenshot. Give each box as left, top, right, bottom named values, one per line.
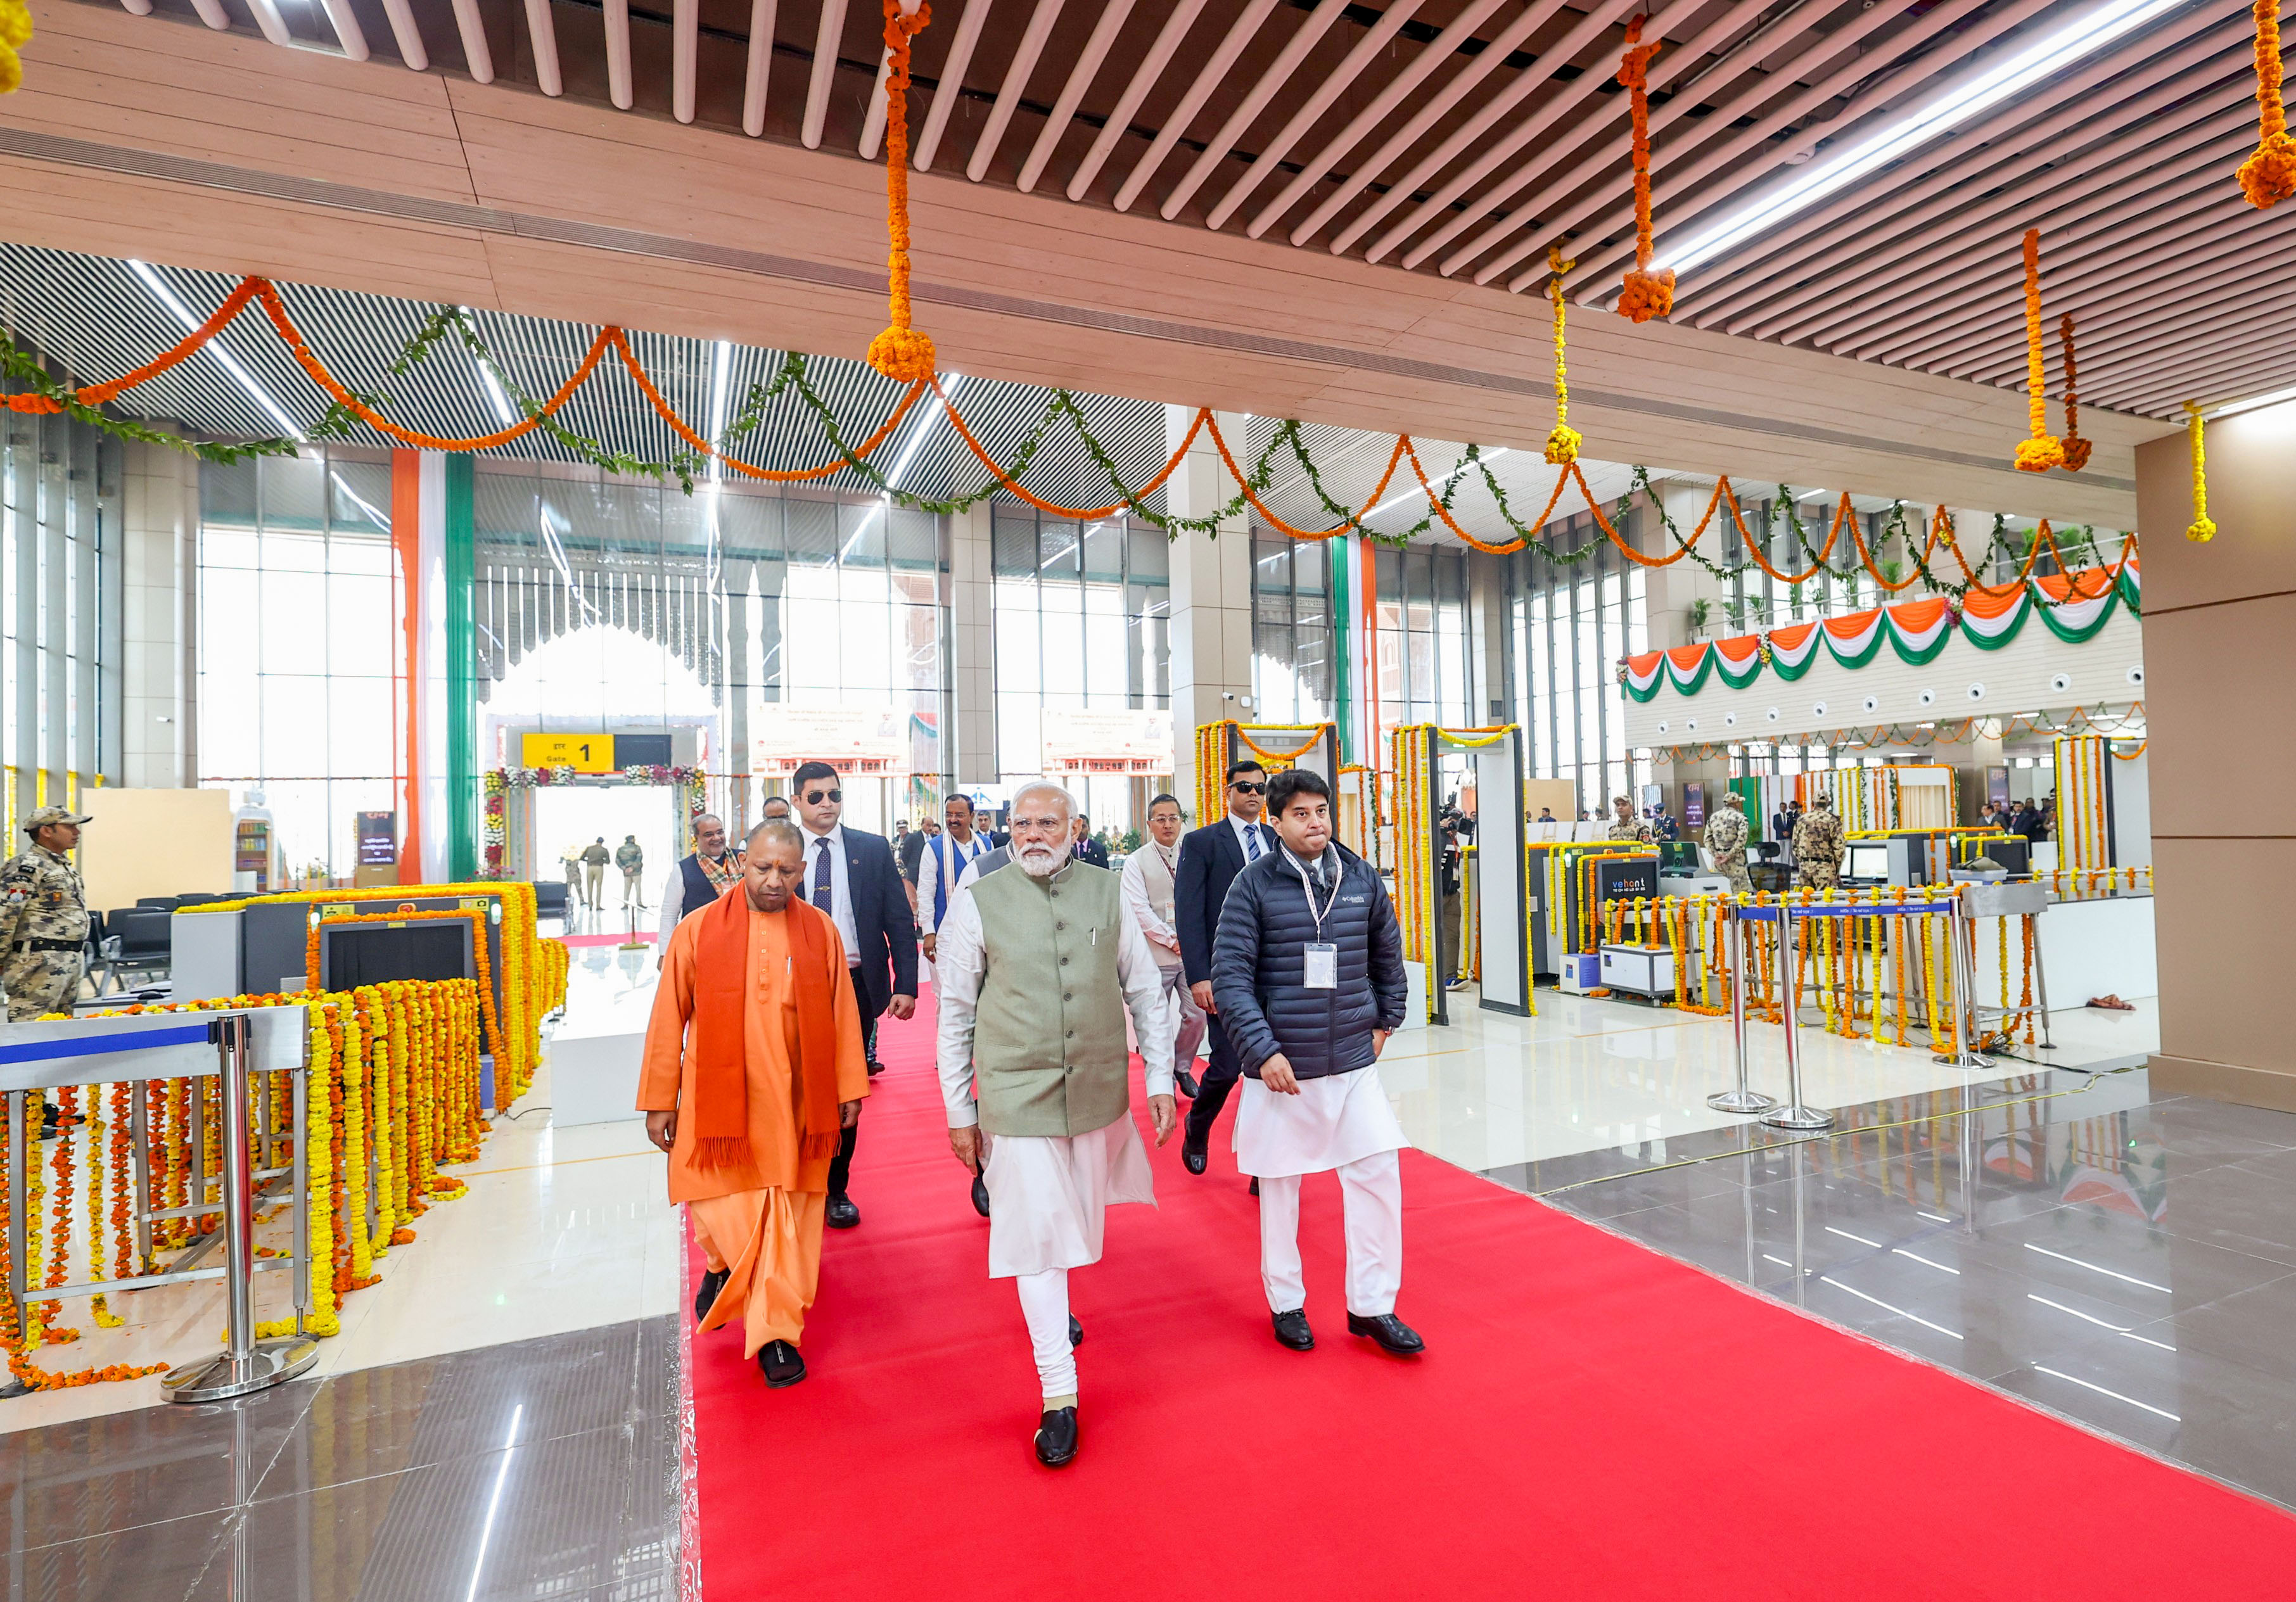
left=4, top=1317, right=679, bottom=1602
left=1532, top=1070, right=2296, bottom=1508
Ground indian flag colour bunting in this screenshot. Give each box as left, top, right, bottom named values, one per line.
left=1624, top=559, right=2141, bottom=702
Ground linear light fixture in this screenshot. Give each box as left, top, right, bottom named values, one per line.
left=705, top=339, right=732, bottom=483
left=1365, top=446, right=1508, bottom=521
left=128, top=260, right=303, bottom=441
left=460, top=307, right=520, bottom=429
left=2205, top=382, right=2296, bottom=420
left=1655, top=0, right=2187, bottom=277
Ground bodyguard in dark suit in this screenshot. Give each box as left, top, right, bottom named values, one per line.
left=789, top=760, right=919, bottom=1230
left=1071, top=814, right=1111, bottom=869
left=1175, top=758, right=1277, bottom=1173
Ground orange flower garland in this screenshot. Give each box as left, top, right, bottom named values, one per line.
left=1616, top=17, right=1674, bottom=323
left=2013, top=229, right=2063, bottom=473
left=1545, top=244, right=1582, bottom=464
left=2057, top=313, right=2091, bottom=472
left=865, top=0, right=937, bottom=383
left=2239, top=0, right=2295, bottom=208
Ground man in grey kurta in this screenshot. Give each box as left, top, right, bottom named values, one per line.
left=934, top=781, right=1176, bottom=1470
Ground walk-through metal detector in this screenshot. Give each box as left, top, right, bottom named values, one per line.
left=1396, top=725, right=1529, bottom=1024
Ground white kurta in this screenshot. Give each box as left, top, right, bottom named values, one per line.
left=933, top=867, right=1176, bottom=1278
left=1234, top=1064, right=1409, bottom=1179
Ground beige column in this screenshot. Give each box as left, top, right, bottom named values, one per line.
left=121, top=436, right=199, bottom=788
left=1164, top=405, right=1253, bottom=809
left=948, top=503, right=997, bottom=788
left=2134, top=398, right=2296, bottom=1110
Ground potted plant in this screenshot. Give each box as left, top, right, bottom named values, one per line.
left=1687, top=597, right=1712, bottom=639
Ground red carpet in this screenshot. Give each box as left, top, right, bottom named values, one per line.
left=682, top=990, right=2296, bottom=1599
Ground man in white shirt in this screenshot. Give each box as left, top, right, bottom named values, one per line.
left=1117, top=793, right=1204, bottom=1102
left=934, top=780, right=1176, bottom=1469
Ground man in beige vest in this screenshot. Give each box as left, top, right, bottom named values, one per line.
left=1117, top=792, right=1205, bottom=1102
left=934, top=780, right=1178, bottom=1470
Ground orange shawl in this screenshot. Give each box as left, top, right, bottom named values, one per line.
left=689, top=887, right=840, bottom=1171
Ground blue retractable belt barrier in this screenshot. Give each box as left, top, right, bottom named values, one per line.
left=1734, top=903, right=1944, bottom=922
left=0, top=1022, right=212, bottom=1065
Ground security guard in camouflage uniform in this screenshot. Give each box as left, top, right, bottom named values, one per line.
left=3, top=806, right=93, bottom=1023
left=1791, top=794, right=1846, bottom=890
left=1703, top=791, right=1754, bottom=894
left=1606, top=795, right=1654, bottom=844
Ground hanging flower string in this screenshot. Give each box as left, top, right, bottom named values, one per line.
left=1616, top=17, right=1674, bottom=323
left=0, top=0, right=29, bottom=96
left=866, top=0, right=937, bottom=384
left=2013, top=229, right=2063, bottom=473
left=2057, top=313, right=2091, bottom=472
left=1545, top=245, right=1582, bottom=464
left=2185, top=401, right=2217, bottom=542
left=2238, top=0, right=2295, bottom=208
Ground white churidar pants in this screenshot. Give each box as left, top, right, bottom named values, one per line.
left=1256, top=1148, right=1403, bottom=1317
left=1157, top=962, right=1207, bottom=1067
left=1016, top=1267, right=1076, bottom=1402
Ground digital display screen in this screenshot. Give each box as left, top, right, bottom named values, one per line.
left=1844, top=843, right=1889, bottom=880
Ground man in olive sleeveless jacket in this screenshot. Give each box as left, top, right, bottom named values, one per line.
left=934, top=781, right=1178, bottom=1470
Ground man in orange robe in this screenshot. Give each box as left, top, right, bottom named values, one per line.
left=641, top=820, right=871, bottom=1388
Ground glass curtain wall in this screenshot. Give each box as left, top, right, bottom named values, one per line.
left=1507, top=509, right=1649, bottom=817
left=196, top=448, right=397, bottom=880
left=1251, top=533, right=1334, bottom=727
left=198, top=452, right=951, bottom=872
left=990, top=504, right=1170, bottom=833
left=1373, top=545, right=1471, bottom=732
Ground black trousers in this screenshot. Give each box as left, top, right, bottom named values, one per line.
left=1183, top=1010, right=1246, bottom=1147
left=827, top=965, right=882, bottom=1198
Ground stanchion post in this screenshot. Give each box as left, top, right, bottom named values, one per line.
left=2029, top=912, right=2057, bottom=1052
left=4, top=1089, right=25, bottom=1386
left=1946, top=897, right=1994, bottom=1071
left=163, top=1012, right=320, bottom=1404
left=290, top=1056, right=310, bottom=1332
left=1707, top=910, right=1774, bottom=1114
left=1762, top=906, right=1833, bottom=1131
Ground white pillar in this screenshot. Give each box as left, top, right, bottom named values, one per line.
left=120, top=436, right=198, bottom=788
left=949, top=504, right=997, bottom=787
left=1164, top=405, right=1254, bottom=810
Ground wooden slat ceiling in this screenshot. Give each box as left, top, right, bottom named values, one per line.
left=82, top=0, right=2296, bottom=420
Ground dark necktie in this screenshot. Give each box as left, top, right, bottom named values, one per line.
left=812, top=837, right=834, bottom=917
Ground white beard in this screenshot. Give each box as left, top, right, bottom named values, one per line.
left=1017, top=844, right=1064, bottom=879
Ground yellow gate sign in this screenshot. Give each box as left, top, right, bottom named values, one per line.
left=521, top=733, right=615, bottom=773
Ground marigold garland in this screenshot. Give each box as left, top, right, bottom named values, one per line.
left=2013, top=229, right=2063, bottom=473
left=2184, top=402, right=2217, bottom=542
left=1545, top=245, right=1583, bottom=464
left=2057, top=314, right=2091, bottom=473
left=865, top=0, right=938, bottom=383
left=2239, top=0, right=2295, bottom=208
left=0, top=0, right=30, bottom=98
left=1616, top=18, right=1674, bottom=323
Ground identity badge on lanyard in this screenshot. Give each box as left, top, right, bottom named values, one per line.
left=1290, top=853, right=1341, bottom=990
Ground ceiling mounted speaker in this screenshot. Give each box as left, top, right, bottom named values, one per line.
left=1860, top=695, right=1880, bottom=714
left=1917, top=688, right=1936, bottom=707
left=1967, top=682, right=1987, bottom=702
left=1723, top=711, right=1738, bottom=727
left=1765, top=707, right=1781, bottom=722
left=1811, top=701, right=1828, bottom=719
left=1655, top=720, right=1669, bottom=734
left=2049, top=672, right=2072, bottom=694
left=2126, top=665, right=2145, bottom=687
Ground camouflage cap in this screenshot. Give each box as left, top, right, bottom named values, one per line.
left=1813, top=794, right=1834, bottom=808
left=23, top=805, right=92, bottom=833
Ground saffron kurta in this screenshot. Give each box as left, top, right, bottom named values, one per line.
left=639, top=896, right=871, bottom=1352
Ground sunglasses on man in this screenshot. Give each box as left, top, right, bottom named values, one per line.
left=1230, top=781, right=1266, bottom=794
left=805, top=788, right=842, bottom=804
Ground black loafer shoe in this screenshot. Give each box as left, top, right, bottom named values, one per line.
left=971, top=1174, right=992, bottom=1218
left=1175, top=1067, right=1201, bottom=1100
left=758, top=1340, right=807, bottom=1388
left=1068, top=1314, right=1083, bottom=1348
left=1347, top=1312, right=1425, bottom=1356
left=1181, top=1133, right=1208, bottom=1176
left=1271, top=1309, right=1315, bottom=1351
left=692, top=1267, right=729, bottom=1325
left=1248, top=1178, right=1260, bottom=1197
left=1034, top=1406, right=1079, bottom=1468
left=865, top=1058, right=884, bottom=1078
left=826, top=1194, right=860, bottom=1230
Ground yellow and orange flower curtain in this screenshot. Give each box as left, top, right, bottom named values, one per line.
left=866, top=0, right=936, bottom=384
left=1615, top=18, right=1673, bottom=322
left=2240, top=0, right=2294, bottom=208
left=2053, top=734, right=2113, bottom=872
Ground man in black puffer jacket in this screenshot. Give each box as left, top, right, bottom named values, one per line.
left=1211, top=767, right=1422, bottom=1360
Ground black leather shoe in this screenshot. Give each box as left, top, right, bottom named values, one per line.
left=1248, top=1178, right=1260, bottom=1197
left=1348, top=1312, right=1425, bottom=1356
left=692, top=1267, right=729, bottom=1325
left=1175, top=1067, right=1201, bottom=1100
left=758, top=1340, right=807, bottom=1387
left=1034, top=1406, right=1079, bottom=1468
left=1271, top=1309, right=1315, bottom=1351
left=865, top=1058, right=884, bottom=1078
left=1068, top=1314, right=1083, bottom=1348
left=971, top=1174, right=992, bottom=1218
left=1181, top=1131, right=1208, bottom=1176
left=826, top=1194, right=860, bottom=1230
